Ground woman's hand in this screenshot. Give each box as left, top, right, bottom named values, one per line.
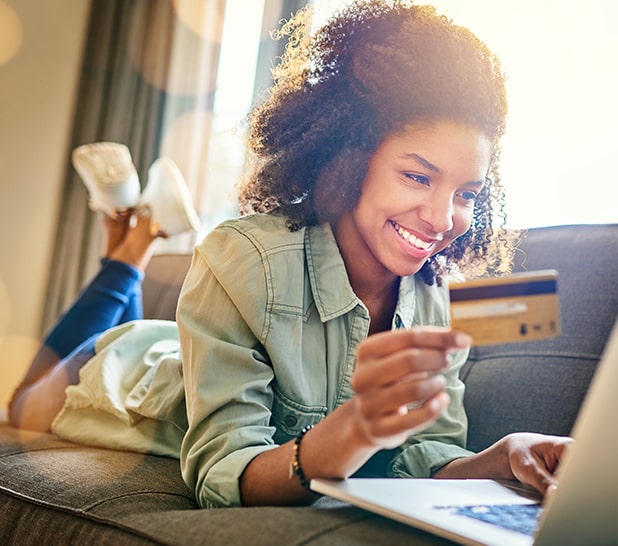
left=435, top=432, right=573, bottom=496
left=239, top=326, right=471, bottom=506
left=350, top=327, right=472, bottom=450
left=500, top=432, right=573, bottom=495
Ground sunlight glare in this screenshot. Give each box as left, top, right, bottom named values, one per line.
left=312, top=0, right=618, bottom=228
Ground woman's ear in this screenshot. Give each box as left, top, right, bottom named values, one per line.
left=314, top=148, right=371, bottom=224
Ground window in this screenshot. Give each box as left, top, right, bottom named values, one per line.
left=155, top=0, right=265, bottom=250
left=181, top=0, right=617, bottom=236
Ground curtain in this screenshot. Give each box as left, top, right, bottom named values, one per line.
left=41, top=0, right=310, bottom=336
left=41, top=0, right=226, bottom=334
left=254, top=0, right=311, bottom=102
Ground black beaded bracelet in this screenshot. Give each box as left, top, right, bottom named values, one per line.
left=289, top=424, right=314, bottom=490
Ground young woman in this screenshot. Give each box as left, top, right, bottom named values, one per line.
left=176, top=1, right=570, bottom=508
left=10, top=0, right=571, bottom=510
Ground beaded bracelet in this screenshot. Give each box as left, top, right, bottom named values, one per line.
left=289, top=424, right=314, bottom=490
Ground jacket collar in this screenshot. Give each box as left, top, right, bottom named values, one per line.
left=393, top=275, right=418, bottom=329
left=305, top=223, right=419, bottom=326
left=305, top=223, right=360, bottom=321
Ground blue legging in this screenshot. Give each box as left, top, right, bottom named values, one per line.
left=42, top=258, right=144, bottom=369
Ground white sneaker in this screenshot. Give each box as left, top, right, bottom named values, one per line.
left=139, top=158, right=201, bottom=236
left=72, top=142, right=141, bottom=217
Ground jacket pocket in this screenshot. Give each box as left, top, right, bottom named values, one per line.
left=271, top=385, right=327, bottom=443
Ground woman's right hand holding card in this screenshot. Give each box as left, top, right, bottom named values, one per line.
left=350, top=327, right=472, bottom=450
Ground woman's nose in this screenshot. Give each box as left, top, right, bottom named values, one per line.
left=417, top=195, right=454, bottom=234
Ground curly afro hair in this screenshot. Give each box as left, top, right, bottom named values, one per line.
left=238, top=0, right=515, bottom=284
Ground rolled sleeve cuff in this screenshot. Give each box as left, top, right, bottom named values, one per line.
left=390, top=441, right=474, bottom=478
left=190, top=444, right=278, bottom=508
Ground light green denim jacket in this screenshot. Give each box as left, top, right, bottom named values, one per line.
left=177, top=214, right=473, bottom=509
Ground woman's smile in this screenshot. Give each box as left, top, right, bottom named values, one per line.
left=335, top=120, right=491, bottom=286
left=390, top=220, right=436, bottom=255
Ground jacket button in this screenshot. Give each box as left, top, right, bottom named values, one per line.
left=284, top=415, right=298, bottom=427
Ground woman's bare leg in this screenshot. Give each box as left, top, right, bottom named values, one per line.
left=8, top=212, right=161, bottom=431
left=108, top=211, right=163, bottom=270
left=8, top=337, right=98, bottom=432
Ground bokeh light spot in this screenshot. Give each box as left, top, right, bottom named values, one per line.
left=0, top=1, right=24, bottom=65
left=170, top=0, right=225, bottom=42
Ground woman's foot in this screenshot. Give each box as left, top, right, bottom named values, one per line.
left=108, top=212, right=163, bottom=271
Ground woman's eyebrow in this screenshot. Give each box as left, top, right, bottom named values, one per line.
left=404, top=152, right=485, bottom=187
left=405, top=153, right=442, bottom=174
left=404, top=152, right=486, bottom=186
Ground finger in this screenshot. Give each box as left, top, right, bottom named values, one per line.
left=538, top=436, right=574, bottom=477
left=514, top=451, right=558, bottom=497
left=353, top=348, right=451, bottom=392
left=362, top=392, right=450, bottom=445
left=529, top=466, right=557, bottom=497
left=356, top=374, right=447, bottom=418
left=553, top=438, right=574, bottom=468
left=534, top=439, right=574, bottom=494
left=357, top=327, right=472, bottom=360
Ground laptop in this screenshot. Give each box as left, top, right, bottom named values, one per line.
left=311, top=318, right=618, bottom=546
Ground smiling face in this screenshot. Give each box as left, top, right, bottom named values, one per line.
left=335, top=120, right=492, bottom=290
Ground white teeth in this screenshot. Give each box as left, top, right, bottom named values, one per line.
left=393, top=222, right=432, bottom=250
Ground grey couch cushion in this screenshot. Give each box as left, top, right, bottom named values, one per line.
left=0, top=425, right=196, bottom=544
left=0, top=426, right=449, bottom=545
left=462, top=224, right=618, bottom=452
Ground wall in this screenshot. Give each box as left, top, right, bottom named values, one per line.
left=0, top=0, right=92, bottom=413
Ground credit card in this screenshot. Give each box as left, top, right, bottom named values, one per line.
left=449, top=269, right=561, bottom=346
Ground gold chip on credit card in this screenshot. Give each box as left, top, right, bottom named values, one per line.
left=449, top=269, right=561, bottom=346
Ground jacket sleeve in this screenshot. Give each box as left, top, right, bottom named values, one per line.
left=176, top=224, right=278, bottom=508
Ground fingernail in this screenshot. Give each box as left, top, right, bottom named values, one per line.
left=429, top=392, right=449, bottom=412
left=428, top=397, right=442, bottom=412
left=455, top=332, right=473, bottom=347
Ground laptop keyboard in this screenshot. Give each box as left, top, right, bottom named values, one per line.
left=453, top=503, right=542, bottom=536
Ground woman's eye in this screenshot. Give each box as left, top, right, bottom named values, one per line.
left=403, top=172, right=430, bottom=186
left=458, top=190, right=478, bottom=202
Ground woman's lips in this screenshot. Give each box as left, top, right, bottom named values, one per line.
left=390, top=221, right=436, bottom=252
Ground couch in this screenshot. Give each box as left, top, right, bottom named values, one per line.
left=1, top=223, right=616, bottom=545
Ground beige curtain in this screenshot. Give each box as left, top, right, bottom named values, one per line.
left=41, top=0, right=226, bottom=334
left=41, top=0, right=312, bottom=336
left=254, top=0, right=310, bottom=102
